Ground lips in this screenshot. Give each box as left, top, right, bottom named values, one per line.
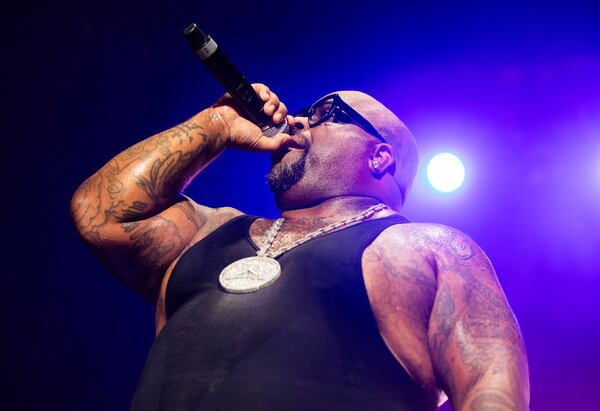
left=292, top=132, right=310, bottom=150
left=270, top=133, right=310, bottom=165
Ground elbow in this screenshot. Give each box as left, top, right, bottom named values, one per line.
left=70, top=179, right=93, bottom=227
left=69, top=177, right=106, bottom=246
left=70, top=184, right=85, bottom=223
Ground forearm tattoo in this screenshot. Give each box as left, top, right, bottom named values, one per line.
left=72, top=116, right=219, bottom=243
left=70, top=114, right=222, bottom=299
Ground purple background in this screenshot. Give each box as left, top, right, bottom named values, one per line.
left=5, top=2, right=600, bottom=410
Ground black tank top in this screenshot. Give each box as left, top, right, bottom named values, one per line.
left=131, top=214, right=436, bottom=411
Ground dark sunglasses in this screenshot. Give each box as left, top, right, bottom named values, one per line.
left=294, top=94, right=386, bottom=143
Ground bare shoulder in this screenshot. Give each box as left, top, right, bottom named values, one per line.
left=371, top=221, right=493, bottom=275
left=362, top=222, right=441, bottom=305
left=373, top=221, right=475, bottom=247
left=365, top=222, right=446, bottom=268
left=182, top=199, right=246, bottom=247
left=177, top=195, right=243, bottom=224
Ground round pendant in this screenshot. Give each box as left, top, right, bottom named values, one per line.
left=219, top=256, right=281, bottom=293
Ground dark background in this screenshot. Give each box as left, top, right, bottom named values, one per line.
left=5, top=1, right=600, bottom=410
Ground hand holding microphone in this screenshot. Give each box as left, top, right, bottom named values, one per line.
left=210, top=83, right=303, bottom=152
left=183, top=23, right=290, bottom=138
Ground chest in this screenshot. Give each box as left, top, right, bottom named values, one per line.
left=247, top=219, right=436, bottom=321
left=161, top=216, right=441, bottom=401
left=249, top=218, right=437, bottom=367
left=248, top=218, right=334, bottom=255
left=252, top=219, right=439, bottom=392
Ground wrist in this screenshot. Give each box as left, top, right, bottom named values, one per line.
left=190, top=107, right=229, bottom=150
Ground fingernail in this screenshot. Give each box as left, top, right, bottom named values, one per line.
left=273, top=113, right=282, bottom=122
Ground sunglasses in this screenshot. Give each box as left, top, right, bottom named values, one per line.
left=294, top=94, right=386, bottom=143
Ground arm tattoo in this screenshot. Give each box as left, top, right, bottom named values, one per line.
left=427, top=225, right=528, bottom=410
left=127, top=216, right=184, bottom=292
left=71, top=113, right=223, bottom=300
left=72, top=116, right=220, bottom=237
left=121, top=201, right=148, bottom=220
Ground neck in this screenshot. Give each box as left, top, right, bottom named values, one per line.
left=279, top=196, right=388, bottom=222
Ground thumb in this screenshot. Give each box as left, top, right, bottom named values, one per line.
left=255, top=134, right=304, bottom=151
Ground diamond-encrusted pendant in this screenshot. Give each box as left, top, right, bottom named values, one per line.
left=219, top=256, right=281, bottom=293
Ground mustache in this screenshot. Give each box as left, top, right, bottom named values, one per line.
left=270, top=132, right=311, bottom=164
left=293, top=132, right=311, bottom=150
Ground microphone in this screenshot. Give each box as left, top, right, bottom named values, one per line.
left=182, top=23, right=289, bottom=137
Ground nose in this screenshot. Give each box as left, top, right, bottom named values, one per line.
left=288, top=115, right=309, bottom=134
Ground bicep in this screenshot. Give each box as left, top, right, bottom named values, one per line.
left=80, top=196, right=217, bottom=303
left=427, top=226, right=529, bottom=409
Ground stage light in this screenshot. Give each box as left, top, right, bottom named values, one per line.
left=426, top=153, right=465, bottom=192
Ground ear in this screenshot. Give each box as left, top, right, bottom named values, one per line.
left=368, top=143, right=395, bottom=176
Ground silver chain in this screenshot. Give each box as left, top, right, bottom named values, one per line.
left=257, top=203, right=389, bottom=259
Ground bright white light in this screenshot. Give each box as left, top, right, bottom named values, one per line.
left=426, top=153, right=465, bottom=192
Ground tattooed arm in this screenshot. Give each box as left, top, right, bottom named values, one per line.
left=427, top=225, right=530, bottom=410
left=70, top=84, right=295, bottom=303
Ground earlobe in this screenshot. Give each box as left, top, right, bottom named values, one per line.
left=369, top=144, right=394, bottom=175
left=369, top=157, right=389, bottom=175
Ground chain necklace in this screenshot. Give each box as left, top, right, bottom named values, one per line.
left=219, top=203, right=389, bottom=293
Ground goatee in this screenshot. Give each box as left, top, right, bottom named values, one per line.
left=267, top=150, right=308, bottom=194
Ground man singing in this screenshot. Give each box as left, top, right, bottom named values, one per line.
left=71, top=84, right=529, bottom=410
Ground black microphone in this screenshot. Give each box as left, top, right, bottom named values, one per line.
left=182, top=23, right=289, bottom=137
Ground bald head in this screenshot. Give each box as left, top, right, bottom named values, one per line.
left=334, top=91, right=419, bottom=204
left=269, top=90, right=418, bottom=211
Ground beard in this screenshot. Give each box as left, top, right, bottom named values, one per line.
left=267, top=149, right=308, bottom=194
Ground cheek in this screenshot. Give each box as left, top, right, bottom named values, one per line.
left=306, top=144, right=366, bottom=180
left=308, top=128, right=368, bottom=172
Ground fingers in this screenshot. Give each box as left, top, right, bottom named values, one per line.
left=286, top=115, right=297, bottom=129
left=254, top=83, right=288, bottom=124
left=256, top=84, right=274, bottom=109
left=261, top=89, right=280, bottom=117
left=272, top=102, right=287, bottom=124
left=255, top=83, right=270, bottom=100
left=264, top=94, right=280, bottom=116
left=286, top=115, right=308, bottom=130
left=214, top=83, right=301, bottom=152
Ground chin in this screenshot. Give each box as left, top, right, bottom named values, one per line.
left=267, top=151, right=308, bottom=195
